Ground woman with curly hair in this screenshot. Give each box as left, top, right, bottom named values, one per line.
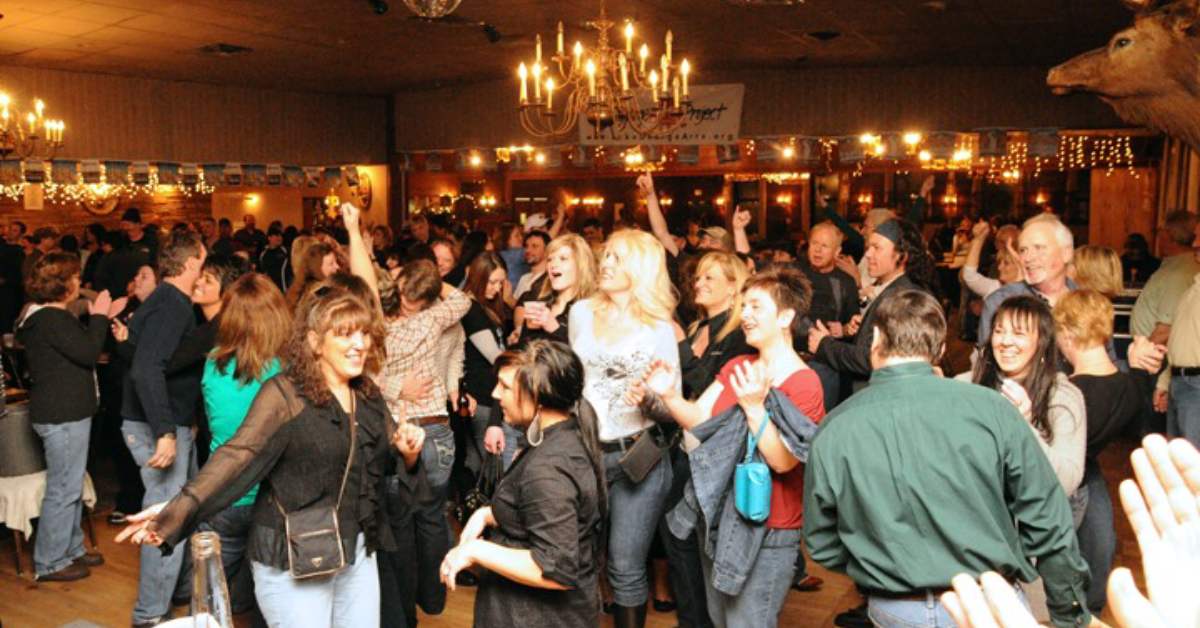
left=117, top=278, right=426, bottom=627
left=286, top=240, right=339, bottom=306
left=808, top=218, right=935, bottom=385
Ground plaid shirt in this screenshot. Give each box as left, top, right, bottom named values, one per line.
left=377, top=289, right=470, bottom=422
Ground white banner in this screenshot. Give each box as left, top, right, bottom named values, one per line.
left=578, top=83, right=744, bottom=146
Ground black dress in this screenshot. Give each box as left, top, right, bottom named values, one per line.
left=474, top=416, right=601, bottom=628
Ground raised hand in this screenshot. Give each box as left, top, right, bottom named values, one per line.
left=340, top=202, right=361, bottom=231
left=732, top=206, right=752, bottom=230
left=941, top=572, right=1045, bottom=628
left=729, top=360, right=770, bottom=411
left=642, top=359, right=677, bottom=398
left=89, top=289, right=113, bottom=317
left=1000, top=378, right=1033, bottom=419
left=107, top=296, right=129, bottom=319
left=636, top=172, right=656, bottom=197
left=972, top=220, right=991, bottom=240
left=1108, top=435, right=1200, bottom=628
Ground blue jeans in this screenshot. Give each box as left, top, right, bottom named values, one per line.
left=603, top=447, right=673, bottom=607
left=122, top=421, right=196, bottom=623
left=699, top=527, right=800, bottom=628
left=468, top=406, right=522, bottom=473
left=414, top=421, right=454, bottom=615
left=252, top=533, right=379, bottom=628
left=869, top=587, right=1029, bottom=628
left=1076, top=462, right=1115, bottom=613
left=201, top=504, right=257, bottom=615
left=1167, top=374, right=1200, bottom=448
left=32, top=417, right=92, bottom=577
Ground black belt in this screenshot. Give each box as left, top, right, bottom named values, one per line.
left=600, top=433, right=640, bottom=453
left=1173, top=366, right=1200, bottom=377
left=865, top=587, right=950, bottom=601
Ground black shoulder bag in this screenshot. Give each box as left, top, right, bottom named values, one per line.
left=273, top=390, right=356, bottom=580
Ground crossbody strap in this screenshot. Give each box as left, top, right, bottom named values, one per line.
left=743, top=409, right=770, bottom=464
left=271, top=389, right=357, bottom=517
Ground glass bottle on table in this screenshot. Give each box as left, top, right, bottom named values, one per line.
left=190, top=531, right=233, bottom=628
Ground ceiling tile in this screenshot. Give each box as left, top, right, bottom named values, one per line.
left=22, top=15, right=109, bottom=37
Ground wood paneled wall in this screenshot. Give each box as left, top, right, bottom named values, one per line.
left=392, top=65, right=1124, bottom=150
left=1090, top=168, right=1158, bottom=251
left=0, top=190, right=210, bottom=237
left=0, top=66, right=387, bottom=164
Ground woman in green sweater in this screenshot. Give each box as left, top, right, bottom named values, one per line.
left=199, top=273, right=291, bottom=617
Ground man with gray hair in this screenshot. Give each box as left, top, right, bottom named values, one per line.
left=976, top=214, right=1076, bottom=346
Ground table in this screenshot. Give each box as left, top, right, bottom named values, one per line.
left=0, top=470, right=98, bottom=575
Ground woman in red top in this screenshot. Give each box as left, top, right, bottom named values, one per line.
left=632, top=267, right=825, bottom=627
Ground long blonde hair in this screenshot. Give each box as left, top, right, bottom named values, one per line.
left=596, top=229, right=676, bottom=324
left=687, top=251, right=748, bottom=344
left=536, top=233, right=598, bottom=307
left=1072, top=245, right=1124, bottom=298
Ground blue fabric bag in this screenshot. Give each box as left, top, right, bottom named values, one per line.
left=733, top=413, right=771, bottom=522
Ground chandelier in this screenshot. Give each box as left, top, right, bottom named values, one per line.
left=516, top=0, right=695, bottom=139
left=0, top=93, right=65, bottom=160
left=402, top=0, right=462, bottom=19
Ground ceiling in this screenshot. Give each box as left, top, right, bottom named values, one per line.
left=0, top=0, right=1134, bottom=95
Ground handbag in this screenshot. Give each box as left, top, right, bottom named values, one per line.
left=273, top=395, right=356, bottom=580
left=734, top=412, right=772, bottom=523
left=618, top=425, right=679, bottom=484
left=455, top=452, right=503, bottom=525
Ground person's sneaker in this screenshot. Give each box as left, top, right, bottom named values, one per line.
left=36, top=562, right=90, bottom=582
left=107, top=511, right=128, bottom=525
left=73, top=551, right=104, bottom=567
left=131, top=616, right=169, bottom=628
left=833, top=602, right=871, bottom=628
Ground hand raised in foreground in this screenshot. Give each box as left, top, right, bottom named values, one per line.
left=941, top=571, right=1045, bottom=628
left=1107, top=435, right=1200, bottom=628
left=114, top=502, right=168, bottom=547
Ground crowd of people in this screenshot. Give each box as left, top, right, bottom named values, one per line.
left=3, top=171, right=1199, bottom=628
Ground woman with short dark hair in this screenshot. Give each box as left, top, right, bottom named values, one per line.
left=17, top=252, right=126, bottom=581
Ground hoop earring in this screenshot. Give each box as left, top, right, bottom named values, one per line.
left=526, top=409, right=544, bottom=447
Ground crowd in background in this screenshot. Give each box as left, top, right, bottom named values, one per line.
left=3, top=172, right=1200, bottom=628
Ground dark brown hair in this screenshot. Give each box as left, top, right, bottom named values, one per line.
left=286, top=241, right=336, bottom=306
left=871, top=289, right=947, bottom=362
left=212, top=274, right=292, bottom=385
left=26, top=252, right=81, bottom=303
left=157, top=230, right=205, bottom=278
left=972, top=295, right=1060, bottom=442
left=463, top=253, right=509, bottom=326
left=398, top=258, right=441, bottom=305
left=283, top=280, right=383, bottom=406
left=742, top=266, right=813, bottom=337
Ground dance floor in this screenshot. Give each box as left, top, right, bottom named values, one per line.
left=0, top=438, right=1141, bottom=628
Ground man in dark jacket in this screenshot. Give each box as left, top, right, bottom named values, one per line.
left=257, top=226, right=290, bottom=292
left=120, top=231, right=207, bottom=627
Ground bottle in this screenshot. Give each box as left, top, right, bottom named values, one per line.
left=457, top=380, right=471, bottom=420
left=190, top=531, right=233, bottom=628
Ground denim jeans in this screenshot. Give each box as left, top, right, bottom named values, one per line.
left=467, top=406, right=522, bottom=473
left=122, top=421, right=195, bottom=623
left=661, top=447, right=714, bottom=628
left=699, top=526, right=800, bottom=628
left=252, top=533, right=379, bottom=628
left=32, top=417, right=92, bottom=577
left=414, top=422, right=454, bottom=615
left=1167, top=374, right=1200, bottom=448
left=1076, top=462, right=1115, bottom=613
left=868, top=586, right=1029, bottom=628
left=201, top=504, right=258, bottom=615
left=603, top=447, right=673, bottom=607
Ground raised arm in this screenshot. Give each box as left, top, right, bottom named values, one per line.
left=732, top=206, right=752, bottom=254
left=342, top=203, right=380, bottom=308
left=548, top=199, right=568, bottom=238
left=637, top=172, right=679, bottom=257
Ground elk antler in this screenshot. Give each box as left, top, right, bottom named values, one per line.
left=1121, top=0, right=1157, bottom=12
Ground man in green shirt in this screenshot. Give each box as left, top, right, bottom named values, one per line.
left=803, top=289, right=1093, bottom=628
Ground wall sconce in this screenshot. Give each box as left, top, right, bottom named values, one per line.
left=244, top=193, right=260, bottom=206
left=714, top=196, right=726, bottom=206
left=855, top=192, right=873, bottom=205
left=1034, top=191, right=1047, bottom=205
left=918, top=150, right=932, bottom=163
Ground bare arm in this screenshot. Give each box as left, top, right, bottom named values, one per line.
left=342, top=204, right=380, bottom=308
left=637, top=173, right=678, bottom=257
left=462, top=540, right=568, bottom=590
left=732, top=206, right=751, bottom=254
left=548, top=200, right=567, bottom=238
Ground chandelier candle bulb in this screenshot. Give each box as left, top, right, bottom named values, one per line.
left=649, top=70, right=659, bottom=101
left=660, top=55, right=669, bottom=97
left=573, top=41, right=583, bottom=69
left=34, top=99, right=44, bottom=120
left=681, top=59, right=690, bottom=97
left=536, top=35, right=542, bottom=64
left=532, top=63, right=542, bottom=101
left=586, top=59, right=596, bottom=97
left=625, top=22, right=634, bottom=55
left=673, top=76, right=680, bottom=109
left=665, top=30, right=673, bottom=62
left=546, top=79, right=554, bottom=110
left=639, top=44, right=649, bottom=74
left=619, top=54, right=629, bottom=92
left=518, top=63, right=529, bottom=103
left=557, top=22, right=564, bottom=55
left=1, top=109, right=7, bottom=132
left=26, top=112, right=35, bottom=135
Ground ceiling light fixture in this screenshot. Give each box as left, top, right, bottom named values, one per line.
left=515, top=0, right=697, bottom=138
left=402, top=0, right=462, bottom=19
left=0, top=93, right=65, bottom=160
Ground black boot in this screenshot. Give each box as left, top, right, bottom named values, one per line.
left=612, top=603, right=647, bottom=628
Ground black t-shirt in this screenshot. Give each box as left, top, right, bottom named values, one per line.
left=797, top=260, right=859, bottom=325
left=462, top=300, right=504, bottom=407
left=1071, top=372, right=1142, bottom=461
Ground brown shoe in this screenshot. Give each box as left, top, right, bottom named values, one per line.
left=73, top=551, right=105, bottom=567
left=36, top=562, right=90, bottom=582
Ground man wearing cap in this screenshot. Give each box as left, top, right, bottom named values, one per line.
left=809, top=218, right=922, bottom=383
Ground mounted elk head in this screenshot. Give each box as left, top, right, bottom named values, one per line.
left=1047, top=0, right=1200, bottom=150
